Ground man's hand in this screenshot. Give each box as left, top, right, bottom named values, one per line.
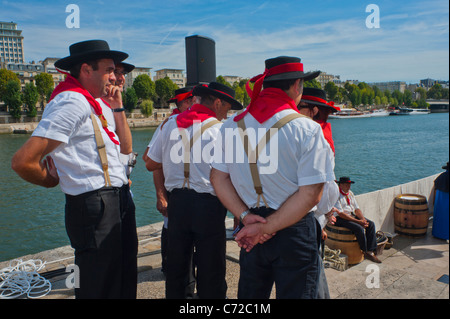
left=157, top=196, right=168, bottom=217
left=43, top=155, right=59, bottom=186
left=235, top=222, right=266, bottom=252
left=104, top=85, right=123, bottom=109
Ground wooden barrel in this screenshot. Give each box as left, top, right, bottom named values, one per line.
left=325, top=224, right=364, bottom=265
left=394, top=194, right=429, bottom=237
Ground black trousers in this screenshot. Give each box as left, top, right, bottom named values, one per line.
left=166, top=188, right=227, bottom=299
left=334, top=216, right=377, bottom=252
left=238, top=208, right=320, bottom=299
left=65, top=184, right=138, bottom=299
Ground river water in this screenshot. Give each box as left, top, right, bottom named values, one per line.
left=0, top=113, right=448, bottom=262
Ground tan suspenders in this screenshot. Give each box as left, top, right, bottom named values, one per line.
left=236, top=112, right=306, bottom=208
left=179, top=119, right=221, bottom=189
left=90, top=113, right=112, bottom=187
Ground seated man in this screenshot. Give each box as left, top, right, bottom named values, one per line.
left=334, top=177, right=381, bottom=263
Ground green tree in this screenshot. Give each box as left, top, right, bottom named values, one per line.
left=0, top=69, right=20, bottom=101
left=374, top=96, right=381, bottom=106
left=140, top=99, right=154, bottom=117
left=155, top=77, right=178, bottom=107
left=132, top=74, right=155, bottom=101
left=427, top=83, right=443, bottom=99
left=4, top=80, right=23, bottom=119
left=403, top=90, right=413, bottom=106
left=349, top=86, right=361, bottom=107
left=304, top=78, right=321, bottom=89
left=414, top=87, right=427, bottom=100
left=392, top=90, right=403, bottom=106
left=34, top=73, right=54, bottom=108
left=23, top=82, right=39, bottom=117
left=124, top=87, right=138, bottom=111
left=324, top=82, right=339, bottom=101
left=216, top=75, right=232, bottom=87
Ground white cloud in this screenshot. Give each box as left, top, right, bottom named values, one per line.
left=5, top=0, right=448, bottom=83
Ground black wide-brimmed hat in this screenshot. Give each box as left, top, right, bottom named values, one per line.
left=168, top=87, right=193, bottom=104
left=117, top=62, right=135, bottom=74
left=263, top=56, right=320, bottom=83
left=55, top=40, right=128, bottom=70
left=301, top=87, right=340, bottom=113
left=443, top=162, right=449, bottom=170
left=336, top=176, right=355, bottom=184
left=193, top=82, right=243, bottom=110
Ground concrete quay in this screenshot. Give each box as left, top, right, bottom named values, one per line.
left=1, top=218, right=448, bottom=300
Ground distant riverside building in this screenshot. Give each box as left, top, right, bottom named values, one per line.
left=5, top=61, right=43, bottom=88
left=316, top=72, right=341, bottom=88
left=420, top=78, right=449, bottom=89
left=369, top=81, right=406, bottom=93
left=222, top=75, right=242, bottom=85
left=154, top=68, right=185, bottom=88
left=125, top=66, right=152, bottom=90
left=41, top=57, right=65, bottom=87
left=0, top=21, right=25, bottom=63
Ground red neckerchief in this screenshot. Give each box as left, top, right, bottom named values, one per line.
left=317, top=120, right=335, bottom=154
left=339, top=188, right=351, bottom=205
left=175, top=104, right=216, bottom=129
left=49, top=74, right=119, bottom=145
left=234, top=88, right=299, bottom=124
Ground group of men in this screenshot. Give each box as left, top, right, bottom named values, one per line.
left=11, top=39, right=380, bottom=300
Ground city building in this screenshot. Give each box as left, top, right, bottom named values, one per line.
left=369, top=81, right=406, bottom=93
left=420, top=78, right=449, bottom=89
left=5, top=61, right=43, bottom=88
left=125, top=66, right=152, bottom=90
left=0, top=21, right=25, bottom=63
left=41, top=57, right=65, bottom=87
left=316, top=72, right=341, bottom=88
left=153, top=68, right=185, bottom=88
left=222, top=75, right=242, bottom=85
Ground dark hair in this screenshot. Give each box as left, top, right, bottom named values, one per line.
left=198, top=94, right=219, bottom=106
left=69, top=60, right=99, bottom=78
left=263, top=78, right=299, bottom=91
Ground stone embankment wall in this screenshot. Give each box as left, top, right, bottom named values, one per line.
left=0, top=109, right=172, bottom=134
left=355, top=174, right=439, bottom=234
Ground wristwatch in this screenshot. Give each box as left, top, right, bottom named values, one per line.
left=112, top=108, right=125, bottom=113
left=239, top=210, right=250, bottom=223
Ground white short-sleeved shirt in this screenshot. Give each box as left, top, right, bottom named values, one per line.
left=32, top=91, right=128, bottom=196
left=334, top=190, right=359, bottom=216
left=211, top=109, right=336, bottom=210
left=314, top=180, right=340, bottom=229
left=147, top=115, right=222, bottom=195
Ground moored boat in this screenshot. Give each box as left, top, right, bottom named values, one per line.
left=329, top=108, right=371, bottom=119
left=409, top=108, right=430, bottom=115
left=370, top=109, right=389, bottom=117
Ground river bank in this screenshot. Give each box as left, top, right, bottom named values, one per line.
left=0, top=109, right=172, bottom=134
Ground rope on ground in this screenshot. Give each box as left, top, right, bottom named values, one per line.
left=323, top=245, right=347, bottom=271
left=0, top=259, right=51, bottom=299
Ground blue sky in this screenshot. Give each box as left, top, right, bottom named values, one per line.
left=1, top=0, right=449, bottom=83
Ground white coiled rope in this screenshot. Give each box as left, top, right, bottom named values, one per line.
left=0, top=259, right=52, bottom=299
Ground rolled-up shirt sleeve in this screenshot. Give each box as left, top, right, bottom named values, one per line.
left=297, top=125, right=335, bottom=187
left=32, top=93, right=89, bottom=144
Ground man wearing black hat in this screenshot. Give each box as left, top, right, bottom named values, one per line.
left=334, top=177, right=381, bottom=263
left=11, top=40, right=139, bottom=298
left=146, top=82, right=243, bottom=299
left=143, top=86, right=196, bottom=297
left=210, top=56, right=335, bottom=299
left=298, top=87, right=340, bottom=298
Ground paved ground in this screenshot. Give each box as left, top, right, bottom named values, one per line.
left=1, top=219, right=448, bottom=300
